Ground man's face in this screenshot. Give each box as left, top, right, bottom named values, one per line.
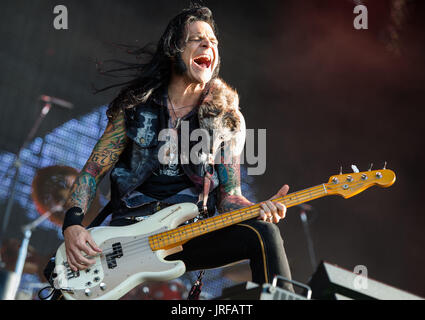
left=179, top=20, right=219, bottom=84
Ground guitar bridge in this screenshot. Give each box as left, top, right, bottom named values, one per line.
left=63, top=262, right=80, bottom=280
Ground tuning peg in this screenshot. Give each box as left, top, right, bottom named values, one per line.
left=383, top=161, right=387, bottom=170
left=351, top=165, right=359, bottom=173
left=368, top=163, right=374, bottom=171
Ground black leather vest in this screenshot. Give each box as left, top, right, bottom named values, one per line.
left=109, top=88, right=220, bottom=209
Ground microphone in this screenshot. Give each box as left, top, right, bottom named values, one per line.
left=39, top=95, right=74, bottom=109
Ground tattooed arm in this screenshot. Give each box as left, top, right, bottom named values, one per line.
left=63, top=110, right=129, bottom=271
left=216, top=157, right=254, bottom=213
left=65, top=110, right=128, bottom=214
left=216, top=156, right=289, bottom=224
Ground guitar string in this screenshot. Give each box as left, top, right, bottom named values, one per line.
left=66, top=187, right=326, bottom=277
left=81, top=185, right=325, bottom=258
left=68, top=187, right=327, bottom=272
left=72, top=185, right=326, bottom=269
left=130, top=186, right=325, bottom=254
left=71, top=171, right=388, bottom=268
left=151, top=184, right=327, bottom=242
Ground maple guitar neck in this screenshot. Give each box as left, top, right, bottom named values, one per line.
left=148, top=184, right=328, bottom=251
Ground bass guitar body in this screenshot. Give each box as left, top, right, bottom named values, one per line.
left=54, top=203, right=199, bottom=300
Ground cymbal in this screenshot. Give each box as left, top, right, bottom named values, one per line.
left=31, top=165, right=102, bottom=227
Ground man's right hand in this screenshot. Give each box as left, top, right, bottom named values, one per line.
left=63, top=225, right=102, bottom=271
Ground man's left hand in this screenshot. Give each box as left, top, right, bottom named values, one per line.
left=258, top=185, right=289, bottom=224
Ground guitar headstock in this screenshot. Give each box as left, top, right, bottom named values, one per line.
left=325, top=168, right=396, bottom=199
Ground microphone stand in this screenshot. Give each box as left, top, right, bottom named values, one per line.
left=8, top=205, right=62, bottom=300
left=0, top=102, right=53, bottom=258
left=0, top=96, right=71, bottom=299
left=299, top=207, right=318, bottom=272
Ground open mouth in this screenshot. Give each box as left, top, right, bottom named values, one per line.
left=193, top=55, right=212, bottom=69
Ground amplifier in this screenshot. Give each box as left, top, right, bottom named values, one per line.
left=308, top=261, right=424, bottom=300
left=219, top=276, right=311, bottom=300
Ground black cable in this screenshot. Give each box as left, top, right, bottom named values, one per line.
left=38, top=286, right=55, bottom=300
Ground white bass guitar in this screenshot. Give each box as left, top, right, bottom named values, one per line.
left=52, top=168, right=396, bottom=300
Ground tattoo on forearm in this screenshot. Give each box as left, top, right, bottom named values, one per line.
left=218, top=195, right=253, bottom=213
left=217, top=161, right=242, bottom=197
left=67, top=172, right=97, bottom=213
left=217, top=157, right=253, bottom=213
left=65, top=111, right=128, bottom=214
left=84, top=162, right=101, bottom=177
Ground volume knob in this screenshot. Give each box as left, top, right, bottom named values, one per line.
left=84, top=288, right=92, bottom=297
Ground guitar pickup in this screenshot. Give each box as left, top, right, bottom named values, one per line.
left=112, top=243, right=123, bottom=258
left=107, top=259, right=117, bottom=269
left=106, top=242, right=123, bottom=269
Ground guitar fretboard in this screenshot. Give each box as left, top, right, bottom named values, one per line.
left=148, top=184, right=328, bottom=251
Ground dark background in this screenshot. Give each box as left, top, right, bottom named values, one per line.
left=0, top=0, right=424, bottom=297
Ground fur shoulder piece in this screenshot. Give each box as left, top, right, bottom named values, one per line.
left=198, top=78, right=246, bottom=158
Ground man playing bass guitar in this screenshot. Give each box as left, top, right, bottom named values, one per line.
left=61, top=5, right=294, bottom=297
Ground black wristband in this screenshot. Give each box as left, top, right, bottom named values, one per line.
left=62, top=207, right=84, bottom=234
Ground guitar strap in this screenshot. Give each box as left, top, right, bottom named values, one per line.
left=198, top=153, right=215, bottom=217
left=87, top=201, right=114, bottom=229
left=189, top=153, right=215, bottom=300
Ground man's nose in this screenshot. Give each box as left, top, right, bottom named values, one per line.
left=201, top=39, right=213, bottom=48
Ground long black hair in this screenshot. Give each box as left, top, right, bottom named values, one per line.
left=95, top=4, right=221, bottom=119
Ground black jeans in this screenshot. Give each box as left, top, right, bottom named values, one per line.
left=110, top=217, right=294, bottom=293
